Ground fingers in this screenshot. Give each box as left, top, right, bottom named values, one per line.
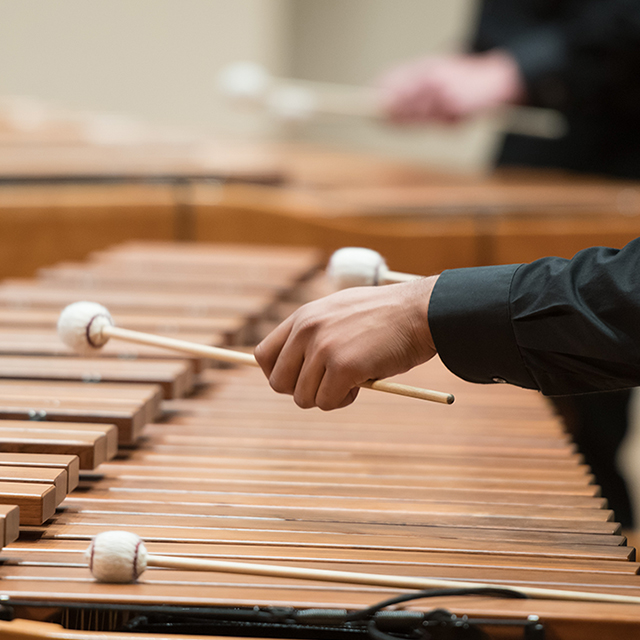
left=377, top=57, right=453, bottom=123
left=260, top=327, right=360, bottom=410
left=292, top=354, right=326, bottom=409
left=315, top=365, right=361, bottom=411
left=255, top=312, right=362, bottom=410
left=255, top=278, right=439, bottom=412
left=383, top=80, right=461, bottom=124
left=254, top=315, right=294, bottom=378
left=381, top=76, right=438, bottom=123
left=255, top=312, right=331, bottom=406
left=378, top=53, right=523, bottom=124
left=337, top=387, right=360, bottom=409
left=296, top=352, right=363, bottom=411
left=268, top=337, right=306, bottom=397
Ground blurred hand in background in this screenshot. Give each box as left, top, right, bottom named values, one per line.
left=378, top=50, right=525, bottom=124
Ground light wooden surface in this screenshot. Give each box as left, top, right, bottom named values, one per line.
left=0, top=105, right=638, bottom=636
left=192, top=183, right=479, bottom=276
left=0, top=242, right=322, bottom=543
left=0, top=356, right=194, bottom=400
left=0, top=242, right=636, bottom=639
left=0, top=380, right=161, bottom=445
left=0, top=125, right=637, bottom=282
left=0, top=480, right=56, bottom=525
left=0, top=140, right=636, bottom=281
left=0, top=142, right=283, bottom=185
left=0, top=453, right=80, bottom=492
left=0, top=308, right=247, bottom=345
left=0, top=503, right=20, bottom=546
left=4, top=363, right=640, bottom=639
left=191, top=170, right=640, bottom=275
left=0, top=466, right=68, bottom=505
left=0, top=280, right=276, bottom=317
left=0, top=184, right=176, bottom=279
left=0, top=420, right=115, bottom=471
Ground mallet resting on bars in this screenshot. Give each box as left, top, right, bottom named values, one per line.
left=57, top=301, right=454, bottom=405
left=87, top=531, right=640, bottom=605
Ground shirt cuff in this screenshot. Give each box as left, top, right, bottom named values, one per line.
left=429, top=264, right=538, bottom=390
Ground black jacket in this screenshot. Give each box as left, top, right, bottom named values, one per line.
left=473, top=0, right=640, bottom=177
left=429, top=236, right=640, bottom=395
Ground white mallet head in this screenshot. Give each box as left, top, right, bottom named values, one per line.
left=86, top=530, right=148, bottom=583
left=57, top=301, right=114, bottom=356
left=217, top=61, right=271, bottom=103
left=327, top=247, right=389, bottom=290
left=266, top=85, right=317, bottom=123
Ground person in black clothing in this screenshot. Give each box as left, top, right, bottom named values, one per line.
left=255, top=238, right=640, bottom=406
left=474, top=0, right=640, bottom=178
left=374, top=0, right=640, bottom=529
left=380, top=0, right=640, bottom=179
left=254, top=233, right=640, bottom=534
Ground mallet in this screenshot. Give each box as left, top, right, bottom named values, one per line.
left=217, top=61, right=567, bottom=139
left=57, top=301, right=454, bottom=405
left=327, top=247, right=420, bottom=290
left=87, top=531, right=640, bottom=605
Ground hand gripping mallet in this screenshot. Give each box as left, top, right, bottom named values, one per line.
left=58, top=301, right=454, bottom=405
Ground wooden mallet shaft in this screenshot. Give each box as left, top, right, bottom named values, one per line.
left=146, top=552, right=640, bottom=605
left=383, top=270, right=420, bottom=284
left=102, top=325, right=454, bottom=405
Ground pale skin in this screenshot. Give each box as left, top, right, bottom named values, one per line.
left=254, top=277, right=439, bottom=411
left=378, top=50, right=526, bottom=124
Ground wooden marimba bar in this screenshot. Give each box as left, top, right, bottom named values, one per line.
left=0, top=242, right=638, bottom=639
left=0, top=241, right=319, bottom=525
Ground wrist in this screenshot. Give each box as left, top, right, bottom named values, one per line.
left=402, top=276, right=438, bottom=363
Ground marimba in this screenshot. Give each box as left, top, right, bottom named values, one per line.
left=0, top=241, right=637, bottom=640
left=0, top=138, right=457, bottom=280
left=4, top=94, right=640, bottom=285
left=0, top=97, right=458, bottom=189
left=190, top=169, right=640, bottom=275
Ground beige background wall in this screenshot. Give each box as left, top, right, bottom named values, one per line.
left=289, top=0, right=476, bottom=83
left=0, top=0, right=291, bottom=139
left=0, top=0, right=497, bottom=171
left=288, top=0, right=499, bottom=172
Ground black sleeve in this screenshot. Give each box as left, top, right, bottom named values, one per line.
left=474, top=0, right=640, bottom=117
left=429, top=237, right=640, bottom=396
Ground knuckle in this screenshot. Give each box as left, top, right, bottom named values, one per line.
left=326, top=353, right=357, bottom=379
left=269, top=374, right=291, bottom=395
left=294, top=394, right=315, bottom=410
left=316, top=385, right=348, bottom=412
left=316, top=397, right=338, bottom=412
left=295, top=315, right=318, bottom=336
left=253, top=343, right=265, bottom=365
left=316, top=340, right=334, bottom=361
